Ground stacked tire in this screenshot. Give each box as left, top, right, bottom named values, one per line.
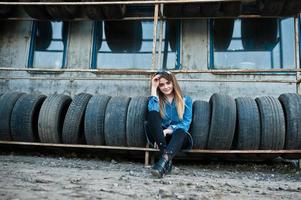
left=191, top=93, right=301, bottom=160
left=1, top=91, right=301, bottom=160
left=22, top=0, right=127, bottom=21
left=164, top=2, right=241, bottom=18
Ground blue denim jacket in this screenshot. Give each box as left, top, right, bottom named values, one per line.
left=148, top=96, right=193, bottom=133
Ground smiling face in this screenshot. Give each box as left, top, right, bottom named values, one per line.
left=158, top=77, right=174, bottom=96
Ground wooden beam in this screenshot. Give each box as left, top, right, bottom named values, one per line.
left=1, top=141, right=301, bottom=154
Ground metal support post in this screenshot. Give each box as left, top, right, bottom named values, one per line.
left=295, top=16, right=300, bottom=94
left=152, top=4, right=159, bottom=70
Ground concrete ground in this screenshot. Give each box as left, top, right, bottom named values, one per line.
left=0, top=153, right=300, bottom=200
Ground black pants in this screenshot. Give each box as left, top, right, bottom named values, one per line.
left=146, top=111, right=189, bottom=159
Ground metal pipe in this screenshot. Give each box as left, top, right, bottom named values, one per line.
left=152, top=4, right=159, bottom=70
left=0, top=0, right=246, bottom=6
left=1, top=67, right=301, bottom=73
left=0, top=76, right=296, bottom=83
left=157, top=5, right=164, bottom=69
left=295, top=16, right=300, bottom=94
left=2, top=15, right=287, bottom=23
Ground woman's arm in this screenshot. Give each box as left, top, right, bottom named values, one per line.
left=170, top=96, right=193, bottom=133
left=148, top=74, right=161, bottom=112
left=151, top=74, right=160, bottom=97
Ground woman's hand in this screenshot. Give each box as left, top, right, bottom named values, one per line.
left=151, top=74, right=160, bottom=96
left=163, top=128, right=173, bottom=137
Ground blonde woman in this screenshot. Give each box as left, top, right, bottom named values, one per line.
left=146, top=71, right=193, bottom=178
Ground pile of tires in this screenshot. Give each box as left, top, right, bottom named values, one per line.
left=2, top=1, right=301, bottom=20
left=191, top=93, right=301, bottom=159
left=0, top=92, right=148, bottom=148
left=0, top=91, right=301, bottom=159
left=164, top=0, right=301, bottom=17
left=252, top=0, right=301, bottom=16
left=21, top=0, right=127, bottom=20
left=164, top=2, right=241, bottom=18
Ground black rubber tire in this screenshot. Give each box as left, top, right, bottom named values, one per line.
left=278, top=93, right=301, bottom=150
left=191, top=100, right=211, bottom=149
left=257, top=0, right=285, bottom=16
left=104, top=96, right=130, bottom=146
left=84, top=95, right=111, bottom=145
left=0, top=1, right=12, bottom=18
left=200, top=3, right=221, bottom=17
left=35, top=21, right=53, bottom=51
left=182, top=4, right=201, bottom=17
left=0, top=92, right=25, bottom=141
left=220, top=2, right=241, bottom=16
left=23, top=0, right=52, bottom=20
left=213, top=19, right=234, bottom=51
left=256, top=96, right=285, bottom=150
left=281, top=0, right=301, bottom=16
left=207, top=93, right=236, bottom=150
left=62, top=93, right=92, bottom=144
left=102, top=4, right=126, bottom=19
left=38, top=94, right=72, bottom=143
left=234, top=97, right=261, bottom=150
left=11, top=94, right=46, bottom=142
left=82, top=0, right=105, bottom=20
left=241, top=18, right=278, bottom=51
left=126, top=97, right=148, bottom=147
left=167, top=20, right=177, bottom=52
left=105, top=20, right=142, bottom=53
left=0, top=7, right=11, bottom=18
left=163, top=4, right=183, bottom=18
left=240, top=1, right=259, bottom=15
left=43, top=0, right=80, bottom=21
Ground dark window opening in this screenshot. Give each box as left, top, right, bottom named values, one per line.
left=211, top=18, right=296, bottom=69
left=28, top=21, right=68, bottom=68
left=91, top=20, right=180, bottom=69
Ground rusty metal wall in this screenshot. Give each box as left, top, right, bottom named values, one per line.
left=0, top=19, right=297, bottom=100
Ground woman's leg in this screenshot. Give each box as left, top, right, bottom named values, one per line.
left=151, top=129, right=189, bottom=178
left=165, top=129, right=189, bottom=160
left=147, top=111, right=166, bottom=153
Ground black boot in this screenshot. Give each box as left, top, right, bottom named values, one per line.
left=166, top=160, right=173, bottom=174
left=151, top=158, right=169, bottom=178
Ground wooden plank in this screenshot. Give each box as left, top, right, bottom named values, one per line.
left=0, top=141, right=158, bottom=152
left=1, top=141, right=301, bottom=154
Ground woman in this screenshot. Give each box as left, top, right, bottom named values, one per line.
left=146, top=71, right=193, bottom=178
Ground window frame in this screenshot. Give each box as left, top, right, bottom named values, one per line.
left=27, top=21, right=68, bottom=69
left=90, top=20, right=181, bottom=70
left=208, top=18, right=297, bottom=70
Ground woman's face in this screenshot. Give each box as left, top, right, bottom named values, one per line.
left=158, top=77, right=174, bottom=96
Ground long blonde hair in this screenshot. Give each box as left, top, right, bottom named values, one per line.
left=154, top=72, right=185, bottom=120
